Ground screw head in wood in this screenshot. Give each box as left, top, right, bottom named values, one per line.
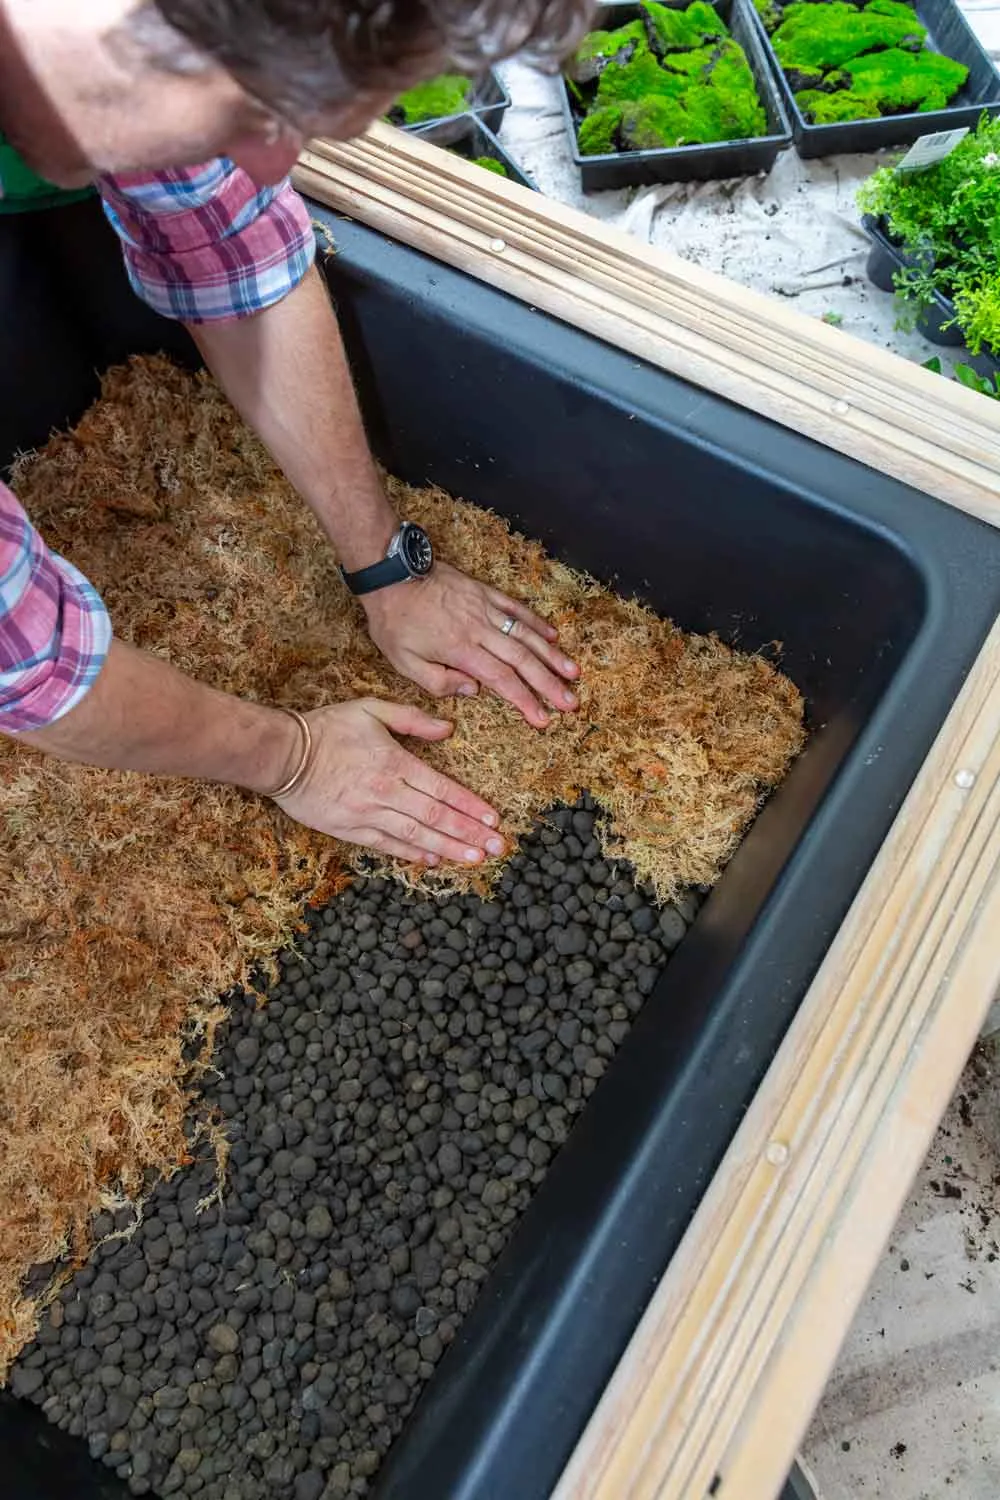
left=766, top=1141, right=789, bottom=1166
left=490, top=238, right=507, bottom=253
left=955, top=768, right=976, bottom=789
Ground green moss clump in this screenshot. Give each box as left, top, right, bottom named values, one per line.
left=570, top=0, right=769, bottom=157
left=568, top=18, right=649, bottom=82
left=641, top=0, right=726, bottom=52
left=797, top=47, right=969, bottom=121
left=390, top=73, right=472, bottom=126
left=770, top=0, right=968, bottom=123
left=471, top=156, right=511, bottom=177
left=578, top=105, right=625, bottom=155
left=772, top=1, right=925, bottom=71
left=846, top=48, right=967, bottom=109
left=620, top=96, right=694, bottom=149
left=703, top=40, right=770, bottom=136
left=597, top=48, right=689, bottom=107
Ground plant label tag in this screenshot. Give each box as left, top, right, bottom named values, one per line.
left=895, top=128, right=969, bottom=174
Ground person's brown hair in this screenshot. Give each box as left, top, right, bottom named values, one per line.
left=144, top=0, right=595, bottom=116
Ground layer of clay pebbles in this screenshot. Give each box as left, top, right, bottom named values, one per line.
left=10, top=801, right=701, bottom=1499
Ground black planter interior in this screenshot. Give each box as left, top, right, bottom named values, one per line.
left=3, top=198, right=1000, bottom=1500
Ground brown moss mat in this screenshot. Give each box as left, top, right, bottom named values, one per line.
left=0, top=355, right=804, bottom=1378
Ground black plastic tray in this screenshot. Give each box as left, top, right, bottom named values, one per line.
left=410, top=114, right=539, bottom=190
left=391, top=68, right=511, bottom=135
left=753, top=0, right=1000, bottom=157
left=562, top=0, right=793, bottom=190
left=5, top=200, right=1000, bottom=1500
left=862, top=212, right=1000, bottom=378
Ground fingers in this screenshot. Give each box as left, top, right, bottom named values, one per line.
left=459, top=622, right=578, bottom=728
left=356, top=830, right=443, bottom=867
left=489, top=590, right=562, bottom=646
left=405, top=662, right=480, bottom=700
left=402, top=757, right=502, bottom=832
left=381, top=800, right=505, bottom=866
left=490, top=610, right=580, bottom=702
left=365, top=699, right=455, bottom=741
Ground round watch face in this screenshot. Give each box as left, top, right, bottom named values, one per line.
left=400, top=523, right=434, bottom=577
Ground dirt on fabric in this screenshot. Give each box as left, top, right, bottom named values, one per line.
left=0, top=355, right=804, bottom=1378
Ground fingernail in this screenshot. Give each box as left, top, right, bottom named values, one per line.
left=486, top=837, right=505, bottom=857
left=457, top=683, right=477, bottom=697
left=482, top=812, right=498, bottom=827
left=563, top=690, right=578, bottom=707
left=464, top=848, right=483, bottom=864
left=425, top=853, right=440, bottom=866
left=562, top=658, right=576, bottom=674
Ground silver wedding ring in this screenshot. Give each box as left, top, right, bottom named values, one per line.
left=499, top=616, right=517, bottom=636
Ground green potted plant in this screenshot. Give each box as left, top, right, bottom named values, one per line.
left=858, top=112, right=1000, bottom=376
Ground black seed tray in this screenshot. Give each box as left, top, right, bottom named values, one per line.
left=562, top=0, right=793, bottom=192
left=752, top=0, right=1000, bottom=158
left=410, top=115, right=539, bottom=191
left=862, top=212, right=1000, bottom=378
left=394, top=69, right=511, bottom=136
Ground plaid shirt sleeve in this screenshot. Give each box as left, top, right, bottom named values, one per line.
left=97, top=160, right=316, bottom=323
left=0, top=481, right=111, bottom=734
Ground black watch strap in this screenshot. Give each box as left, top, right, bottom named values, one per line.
left=341, top=554, right=411, bottom=596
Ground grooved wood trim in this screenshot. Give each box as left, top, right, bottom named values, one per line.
left=293, top=124, right=1000, bottom=526
left=554, top=615, right=1000, bottom=1500
left=294, top=125, right=1000, bottom=1498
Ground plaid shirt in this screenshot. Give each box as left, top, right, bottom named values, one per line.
left=1, top=161, right=315, bottom=734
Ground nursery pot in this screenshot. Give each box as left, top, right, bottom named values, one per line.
left=3, top=197, right=1000, bottom=1500
left=409, top=115, right=539, bottom=191
left=862, top=213, right=1000, bottom=377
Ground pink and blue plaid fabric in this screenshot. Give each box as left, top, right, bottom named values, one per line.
left=1, top=161, right=315, bottom=734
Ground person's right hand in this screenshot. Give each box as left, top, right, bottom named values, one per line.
left=274, top=698, right=505, bottom=867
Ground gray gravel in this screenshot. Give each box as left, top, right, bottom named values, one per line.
left=11, top=801, right=699, bottom=1498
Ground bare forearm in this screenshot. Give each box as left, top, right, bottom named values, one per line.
left=189, top=268, right=396, bottom=571
left=15, top=639, right=298, bottom=794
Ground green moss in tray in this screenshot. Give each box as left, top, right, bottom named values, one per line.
left=389, top=73, right=472, bottom=126
left=772, top=1, right=925, bottom=71
left=596, top=48, right=690, bottom=106
left=798, top=47, right=970, bottom=122
left=568, top=18, right=649, bottom=81
left=761, top=0, right=970, bottom=125
left=471, top=155, right=511, bottom=177
left=569, top=0, right=768, bottom=156
left=642, top=0, right=727, bottom=51
left=578, top=105, right=626, bottom=154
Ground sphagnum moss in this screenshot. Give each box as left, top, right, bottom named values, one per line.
left=0, top=355, right=804, bottom=1379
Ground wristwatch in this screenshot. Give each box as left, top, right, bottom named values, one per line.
left=341, top=522, right=434, bottom=596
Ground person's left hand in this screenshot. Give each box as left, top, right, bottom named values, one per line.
left=360, top=562, right=580, bottom=729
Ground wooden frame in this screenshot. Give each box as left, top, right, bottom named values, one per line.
left=294, top=123, right=1000, bottom=1500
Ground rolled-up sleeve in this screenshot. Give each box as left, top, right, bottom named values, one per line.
left=0, top=482, right=111, bottom=733
left=97, top=160, right=316, bottom=323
